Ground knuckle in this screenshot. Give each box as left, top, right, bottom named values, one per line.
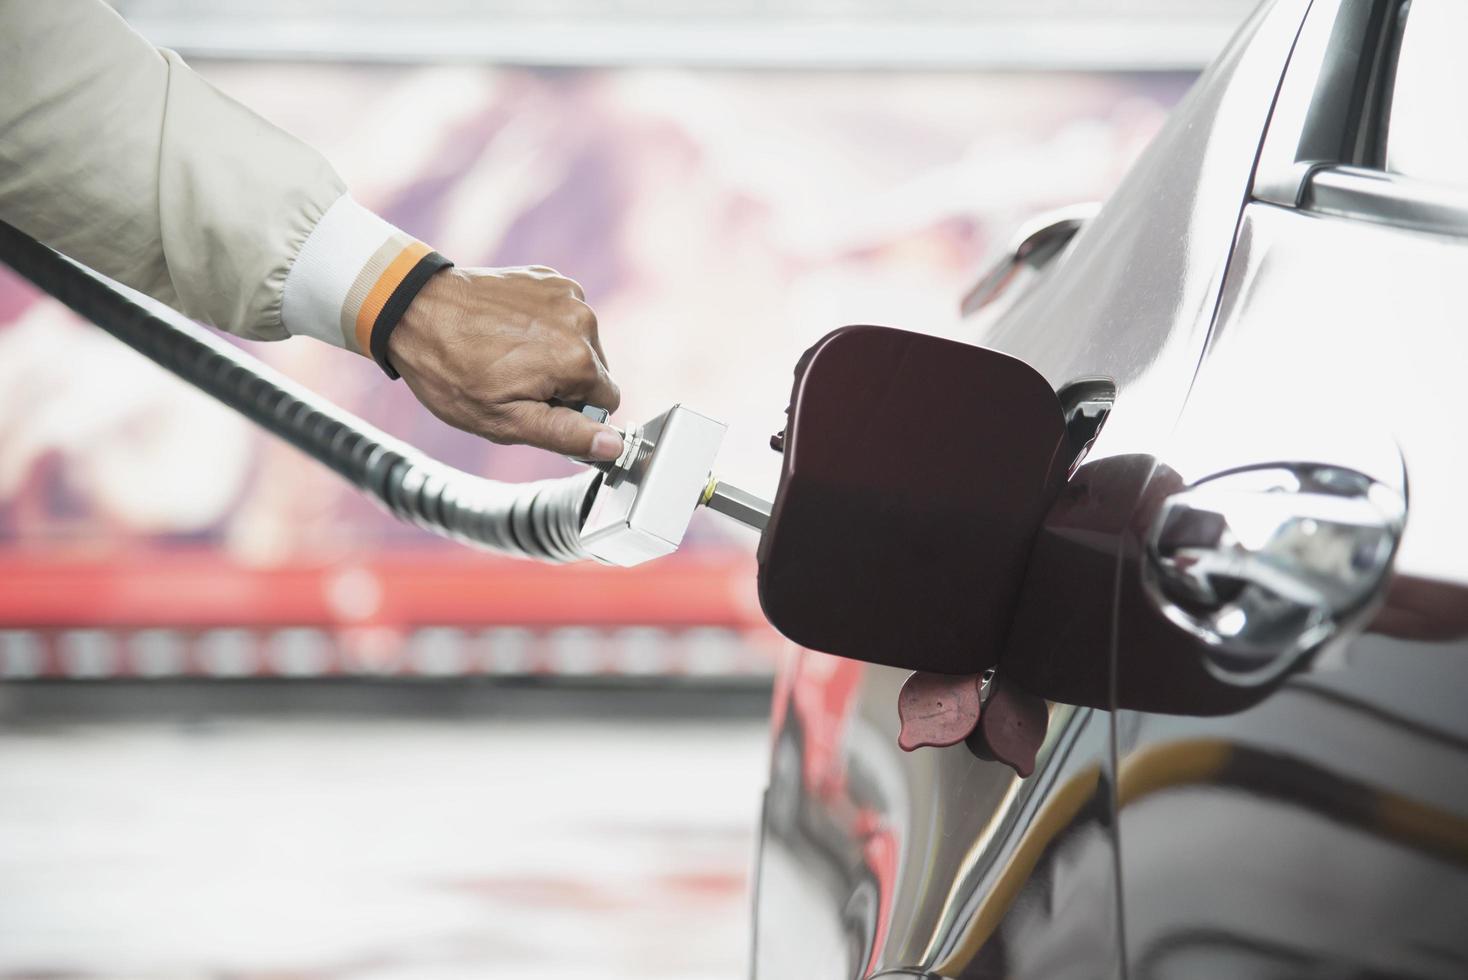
left=549, top=335, right=588, bottom=367
left=475, top=404, right=518, bottom=442
left=573, top=303, right=597, bottom=332
left=541, top=273, right=583, bottom=300
left=571, top=344, right=598, bottom=376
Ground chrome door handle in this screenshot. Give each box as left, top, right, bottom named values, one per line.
left=1144, top=464, right=1405, bottom=678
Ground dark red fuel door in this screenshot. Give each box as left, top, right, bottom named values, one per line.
left=756, top=324, right=1071, bottom=678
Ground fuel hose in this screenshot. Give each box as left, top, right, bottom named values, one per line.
left=0, top=220, right=598, bottom=563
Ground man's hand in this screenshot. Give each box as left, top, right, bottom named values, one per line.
left=388, top=266, right=624, bottom=461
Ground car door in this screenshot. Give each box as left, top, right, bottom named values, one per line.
left=752, top=2, right=1315, bottom=978
left=1108, top=2, right=1468, bottom=976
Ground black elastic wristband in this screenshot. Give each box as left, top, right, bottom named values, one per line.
left=369, top=250, right=454, bottom=379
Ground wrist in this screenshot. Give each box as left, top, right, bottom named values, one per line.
left=388, top=266, right=461, bottom=376
left=364, top=250, right=455, bottom=379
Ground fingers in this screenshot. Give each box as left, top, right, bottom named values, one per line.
left=569, top=353, right=621, bottom=416
left=553, top=311, right=620, bottom=414
left=567, top=294, right=609, bottom=368
left=501, top=402, right=625, bottom=459
left=586, top=317, right=611, bottom=370
left=525, top=267, right=604, bottom=366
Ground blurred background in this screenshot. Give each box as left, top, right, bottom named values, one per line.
left=0, top=2, right=1247, bottom=977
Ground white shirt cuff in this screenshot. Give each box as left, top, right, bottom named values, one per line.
left=281, top=194, right=427, bottom=354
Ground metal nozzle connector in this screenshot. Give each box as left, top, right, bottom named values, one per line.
left=702, top=478, right=771, bottom=533
left=576, top=403, right=772, bottom=566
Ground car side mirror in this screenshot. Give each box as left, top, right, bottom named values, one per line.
left=756, top=325, right=1070, bottom=675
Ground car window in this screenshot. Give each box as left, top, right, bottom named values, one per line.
left=1257, top=0, right=1468, bottom=238
left=1381, top=2, right=1468, bottom=187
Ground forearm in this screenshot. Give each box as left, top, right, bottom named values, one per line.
left=0, top=0, right=623, bottom=459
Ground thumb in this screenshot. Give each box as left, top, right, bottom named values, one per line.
left=506, top=401, right=625, bottom=460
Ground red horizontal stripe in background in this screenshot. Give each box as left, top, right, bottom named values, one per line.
left=0, top=551, right=766, bottom=628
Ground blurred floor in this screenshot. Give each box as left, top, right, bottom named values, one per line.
left=0, top=687, right=770, bottom=980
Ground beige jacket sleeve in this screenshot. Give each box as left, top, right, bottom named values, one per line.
left=0, top=0, right=428, bottom=351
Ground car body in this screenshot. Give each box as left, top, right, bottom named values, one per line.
left=751, top=1, right=1468, bottom=976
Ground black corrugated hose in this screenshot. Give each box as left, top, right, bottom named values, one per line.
left=0, top=219, right=599, bottom=563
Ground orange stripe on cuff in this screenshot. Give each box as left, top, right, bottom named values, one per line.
left=353, top=241, right=433, bottom=356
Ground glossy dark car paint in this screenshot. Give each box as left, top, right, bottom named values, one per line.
left=751, top=0, right=1468, bottom=976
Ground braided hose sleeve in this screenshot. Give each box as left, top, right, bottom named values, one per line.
left=0, top=220, right=598, bottom=563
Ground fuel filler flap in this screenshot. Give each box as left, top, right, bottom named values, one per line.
left=756, top=325, right=1070, bottom=677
